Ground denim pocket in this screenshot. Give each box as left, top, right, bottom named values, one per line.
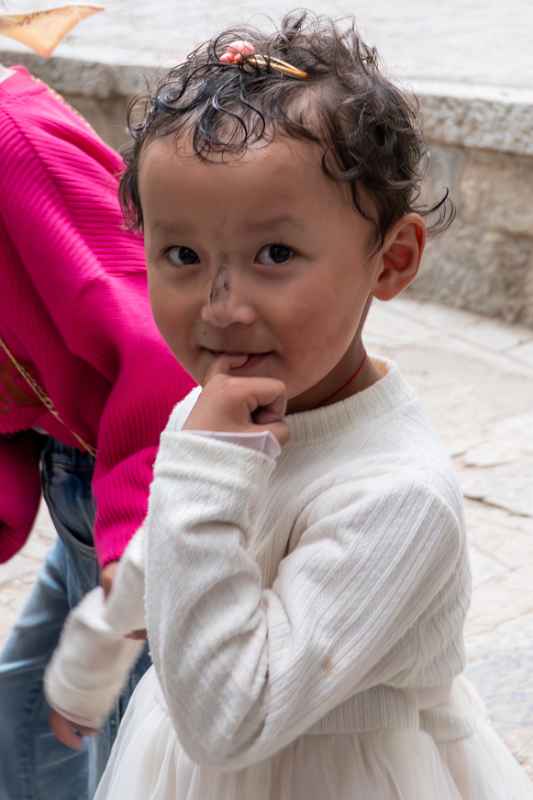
left=40, top=439, right=96, bottom=560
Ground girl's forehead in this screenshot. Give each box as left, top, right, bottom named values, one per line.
left=139, top=134, right=360, bottom=239
left=141, top=134, right=336, bottom=201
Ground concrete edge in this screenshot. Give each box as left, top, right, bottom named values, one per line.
left=414, top=85, right=533, bottom=159
left=2, top=49, right=533, bottom=158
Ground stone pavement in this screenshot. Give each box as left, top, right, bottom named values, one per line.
left=1, top=296, right=533, bottom=777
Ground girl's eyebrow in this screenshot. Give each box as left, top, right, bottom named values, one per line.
left=244, top=215, right=306, bottom=233
left=151, top=216, right=306, bottom=235
left=152, top=221, right=194, bottom=234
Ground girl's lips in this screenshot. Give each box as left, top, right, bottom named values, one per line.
left=204, top=349, right=273, bottom=370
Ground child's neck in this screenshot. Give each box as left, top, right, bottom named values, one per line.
left=287, top=352, right=382, bottom=415
left=318, top=355, right=383, bottom=410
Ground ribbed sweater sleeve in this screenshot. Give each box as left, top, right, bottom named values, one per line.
left=42, top=429, right=276, bottom=730
left=146, top=431, right=463, bottom=771
left=44, top=529, right=146, bottom=728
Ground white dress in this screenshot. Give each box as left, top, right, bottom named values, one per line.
left=45, top=360, right=533, bottom=799
left=94, top=669, right=532, bottom=799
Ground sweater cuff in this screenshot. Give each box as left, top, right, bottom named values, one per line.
left=104, top=527, right=146, bottom=633
left=44, top=588, right=144, bottom=729
left=188, top=429, right=281, bottom=459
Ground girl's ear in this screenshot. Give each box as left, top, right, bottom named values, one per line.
left=372, top=214, right=426, bottom=301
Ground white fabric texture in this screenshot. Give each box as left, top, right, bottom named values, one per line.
left=44, top=431, right=273, bottom=730
left=44, top=529, right=146, bottom=728
left=46, top=359, right=533, bottom=797
left=189, top=429, right=281, bottom=459
left=95, top=671, right=533, bottom=799
left=144, top=362, right=471, bottom=769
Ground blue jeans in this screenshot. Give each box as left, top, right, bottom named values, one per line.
left=0, top=438, right=151, bottom=800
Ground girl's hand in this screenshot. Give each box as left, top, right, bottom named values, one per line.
left=183, top=355, right=289, bottom=446
left=49, top=709, right=98, bottom=751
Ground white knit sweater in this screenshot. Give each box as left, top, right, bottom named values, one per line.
left=45, top=359, right=472, bottom=771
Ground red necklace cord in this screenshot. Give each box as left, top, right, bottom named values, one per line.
left=321, top=352, right=368, bottom=406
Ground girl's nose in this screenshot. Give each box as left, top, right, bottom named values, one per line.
left=200, top=267, right=255, bottom=327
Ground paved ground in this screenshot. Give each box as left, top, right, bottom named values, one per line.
left=4, top=1, right=533, bottom=94
left=1, top=295, right=532, bottom=777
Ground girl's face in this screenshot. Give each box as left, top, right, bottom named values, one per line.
left=139, top=134, right=384, bottom=412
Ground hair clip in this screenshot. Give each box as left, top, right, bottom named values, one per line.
left=220, top=40, right=309, bottom=80
left=219, top=40, right=256, bottom=64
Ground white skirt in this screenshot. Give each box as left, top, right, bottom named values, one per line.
left=95, top=668, right=532, bottom=800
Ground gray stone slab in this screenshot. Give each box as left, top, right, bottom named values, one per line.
left=466, top=565, right=533, bottom=639
left=464, top=500, right=533, bottom=571
left=467, top=612, right=533, bottom=731
left=469, top=546, right=509, bottom=589
left=466, top=612, right=533, bottom=777
left=459, top=320, right=533, bottom=354
left=509, top=340, right=533, bottom=369
left=460, top=460, right=533, bottom=519
left=417, top=88, right=533, bottom=158
left=459, top=414, right=533, bottom=519
left=462, top=413, right=533, bottom=468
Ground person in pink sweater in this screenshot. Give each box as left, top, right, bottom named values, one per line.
left=0, top=7, right=194, bottom=800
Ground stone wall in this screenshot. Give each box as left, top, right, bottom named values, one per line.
left=408, top=85, right=533, bottom=328
left=68, top=93, right=131, bottom=152
left=413, top=142, right=533, bottom=328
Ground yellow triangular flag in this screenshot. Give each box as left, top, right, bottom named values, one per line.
left=0, top=5, right=104, bottom=58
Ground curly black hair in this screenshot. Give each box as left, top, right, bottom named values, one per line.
left=120, top=11, right=453, bottom=248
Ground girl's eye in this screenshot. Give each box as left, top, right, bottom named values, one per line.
left=165, top=246, right=200, bottom=267
left=256, top=244, right=295, bottom=266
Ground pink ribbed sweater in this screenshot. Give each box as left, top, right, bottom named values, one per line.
left=0, top=67, right=195, bottom=566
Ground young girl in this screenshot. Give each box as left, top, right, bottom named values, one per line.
left=44, top=12, right=533, bottom=798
